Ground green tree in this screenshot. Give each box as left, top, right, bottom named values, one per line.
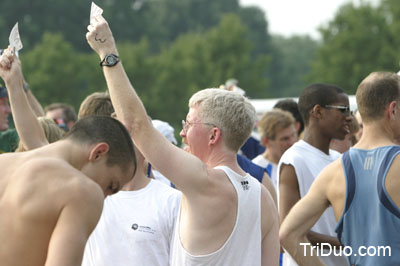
left=270, top=35, right=318, bottom=97
left=0, top=0, right=91, bottom=51
left=0, top=0, right=274, bottom=58
left=238, top=6, right=272, bottom=57
left=20, top=32, right=103, bottom=111
left=117, top=39, right=157, bottom=111
left=203, top=14, right=270, bottom=98
left=145, top=14, right=270, bottom=129
left=308, top=2, right=398, bottom=93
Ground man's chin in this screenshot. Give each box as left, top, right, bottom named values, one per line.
left=334, top=131, right=349, bottom=141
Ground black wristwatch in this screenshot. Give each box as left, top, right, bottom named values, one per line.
left=100, top=54, right=120, bottom=67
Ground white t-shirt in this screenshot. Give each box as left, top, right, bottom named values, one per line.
left=82, top=179, right=181, bottom=266
left=277, top=140, right=347, bottom=266
left=171, top=166, right=262, bottom=266
left=252, top=154, right=278, bottom=189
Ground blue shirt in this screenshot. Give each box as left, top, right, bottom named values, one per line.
left=237, top=154, right=265, bottom=183
left=336, top=146, right=400, bottom=266
left=240, top=136, right=265, bottom=160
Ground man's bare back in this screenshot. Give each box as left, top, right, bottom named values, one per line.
left=0, top=48, right=137, bottom=266
left=0, top=151, right=104, bottom=266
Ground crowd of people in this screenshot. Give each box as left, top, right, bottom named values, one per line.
left=0, top=10, right=399, bottom=266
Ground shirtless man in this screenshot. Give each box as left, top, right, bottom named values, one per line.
left=280, top=72, right=400, bottom=265
left=87, top=15, right=279, bottom=266
left=0, top=51, right=136, bottom=266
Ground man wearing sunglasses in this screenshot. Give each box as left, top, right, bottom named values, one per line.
left=87, top=15, right=279, bottom=266
left=280, top=72, right=400, bottom=266
left=278, top=83, right=352, bottom=266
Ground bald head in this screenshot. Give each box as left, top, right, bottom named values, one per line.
left=356, top=72, right=400, bottom=123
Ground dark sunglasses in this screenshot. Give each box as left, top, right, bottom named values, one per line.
left=324, top=105, right=351, bottom=116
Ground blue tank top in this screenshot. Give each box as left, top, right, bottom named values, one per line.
left=336, top=146, right=400, bottom=266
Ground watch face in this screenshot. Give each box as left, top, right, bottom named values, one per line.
left=101, top=54, right=119, bottom=67
left=106, top=55, right=117, bottom=65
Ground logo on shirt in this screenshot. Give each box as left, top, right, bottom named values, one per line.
left=131, top=223, right=156, bottom=234
left=364, top=156, right=374, bottom=170
left=241, top=180, right=249, bottom=190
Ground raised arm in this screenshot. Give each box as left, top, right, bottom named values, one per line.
left=85, top=16, right=210, bottom=195
left=0, top=49, right=48, bottom=150
left=279, top=164, right=335, bottom=266
left=24, top=80, right=45, bottom=117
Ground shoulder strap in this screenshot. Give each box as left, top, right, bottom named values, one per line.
left=377, top=146, right=400, bottom=219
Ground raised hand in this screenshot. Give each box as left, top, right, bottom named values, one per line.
left=86, top=15, right=118, bottom=59
left=0, top=48, right=23, bottom=88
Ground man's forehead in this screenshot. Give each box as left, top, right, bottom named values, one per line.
left=334, top=93, right=350, bottom=104
left=187, top=107, right=200, bottom=119
left=46, top=108, right=64, bottom=118
left=274, top=125, right=295, bottom=138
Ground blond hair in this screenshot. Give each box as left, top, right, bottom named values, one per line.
left=78, top=92, right=114, bottom=119
left=257, top=109, right=295, bottom=141
left=189, top=88, right=256, bottom=151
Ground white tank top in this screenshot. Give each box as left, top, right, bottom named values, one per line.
left=278, top=140, right=347, bottom=266
left=171, top=166, right=262, bottom=266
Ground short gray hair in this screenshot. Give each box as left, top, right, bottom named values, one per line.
left=189, top=88, right=256, bottom=152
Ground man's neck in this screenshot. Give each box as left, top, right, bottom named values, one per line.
left=122, top=166, right=150, bottom=191
left=30, top=140, right=87, bottom=170
left=355, top=122, right=396, bottom=149
left=302, top=127, right=332, bottom=155
left=263, top=150, right=279, bottom=164
left=206, top=149, right=246, bottom=176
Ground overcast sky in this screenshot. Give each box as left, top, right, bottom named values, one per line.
left=239, top=0, right=379, bottom=39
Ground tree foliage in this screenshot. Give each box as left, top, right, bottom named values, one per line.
left=308, top=1, right=399, bottom=93
left=0, top=0, right=325, bottom=127
left=21, top=32, right=103, bottom=111
left=270, top=35, right=318, bottom=97
left=122, top=14, right=270, bottom=129
left=10, top=13, right=270, bottom=131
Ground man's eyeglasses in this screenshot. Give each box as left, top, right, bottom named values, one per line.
left=181, top=120, right=217, bottom=134
left=324, top=105, right=351, bottom=116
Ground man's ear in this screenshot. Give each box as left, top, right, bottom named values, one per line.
left=88, top=142, right=110, bottom=162
left=311, top=104, right=323, bottom=119
left=209, top=127, right=222, bottom=145
left=295, top=121, right=301, bottom=134
left=261, top=136, right=269, bottom=147
left=388, top=101, right=398, bottom=120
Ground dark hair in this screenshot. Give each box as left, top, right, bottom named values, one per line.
left=356, top=72, right=400, bottom=122
left=298, top=83, right=345, bottom=125
left=45, top=103, right=77, bottom=124
left=78, top=92, right=114, bottom=119
left=274, top=99, right=304, bottom=135
left=64, top=116, right=136, bottom=174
